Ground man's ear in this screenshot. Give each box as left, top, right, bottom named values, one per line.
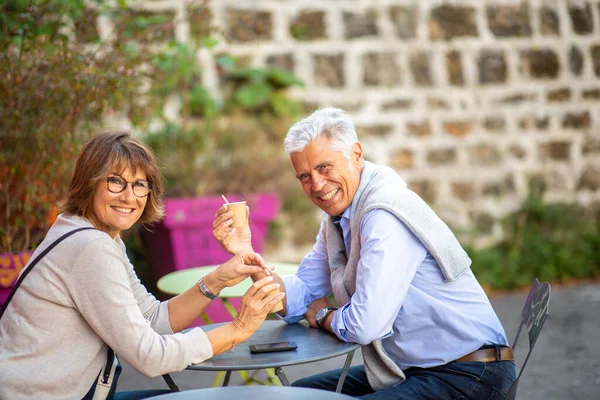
left=351, top=142, right=364, bottom=165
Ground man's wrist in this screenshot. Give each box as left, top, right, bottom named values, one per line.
left=323, top=310, right=336, bottom=332
left=316, top=307, right=338, bottom=329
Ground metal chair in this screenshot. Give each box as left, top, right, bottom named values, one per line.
left=506, top=278, right=551, bottom=400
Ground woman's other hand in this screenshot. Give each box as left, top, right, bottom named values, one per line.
left=206, top=252, right=273, bottom=293
left=232, top=276, right=286, bottom=338
left=213, top=204, right=253, bottom=254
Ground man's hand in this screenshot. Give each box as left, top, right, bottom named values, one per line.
left=213, top=204, right=253, bottom=254
left=305, top=296, right=335, bottom=328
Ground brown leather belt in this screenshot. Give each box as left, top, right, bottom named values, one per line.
left=456, top=347, right=514, bottom=363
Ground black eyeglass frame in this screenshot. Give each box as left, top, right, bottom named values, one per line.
left=103, top=176, right=153, bottom=198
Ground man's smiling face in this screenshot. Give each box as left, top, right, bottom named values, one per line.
left=290, top=136, right=363, bottom=216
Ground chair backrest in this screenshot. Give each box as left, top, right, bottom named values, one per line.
left=506, top=278, right=551, bottom=400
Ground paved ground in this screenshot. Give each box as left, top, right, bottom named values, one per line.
left=117, top=282, right=600, bottom=399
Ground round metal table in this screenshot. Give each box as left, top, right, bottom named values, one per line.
left=157, top=262, right=299, bottom=298
left=152, top=386, right=355, bottom=399
left=188, top=320, right=360, bottom=392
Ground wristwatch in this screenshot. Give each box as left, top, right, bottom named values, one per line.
left=316, top=307, right=338, bottom=329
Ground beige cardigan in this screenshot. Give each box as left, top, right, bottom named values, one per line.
left=0, top=214, right=212, bottom=399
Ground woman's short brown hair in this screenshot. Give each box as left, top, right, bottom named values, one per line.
left=61, top=130, right=165, bottom=225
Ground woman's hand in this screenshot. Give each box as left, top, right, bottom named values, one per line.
left=231, top=276, right=286, bottom=339
left=205, top=252, right=273, bottom=294
left=213, top=204, right=253, bottom=254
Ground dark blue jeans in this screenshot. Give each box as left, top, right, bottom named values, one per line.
left=292, top=360, right=516, bottom=399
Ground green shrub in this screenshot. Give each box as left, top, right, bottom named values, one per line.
left=468, top=181, right=600, bottom=290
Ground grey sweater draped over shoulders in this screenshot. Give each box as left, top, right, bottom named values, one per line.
left=323, top=161, right=471, bottom=390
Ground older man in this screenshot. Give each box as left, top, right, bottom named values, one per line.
left=213, top=108, right=515, bottom=399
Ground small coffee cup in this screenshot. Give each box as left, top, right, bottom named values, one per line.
left=226, top=201, right=248, bottom=228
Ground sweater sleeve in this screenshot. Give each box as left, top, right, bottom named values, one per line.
left=66, top=237, right=213, bottom=377
left=122, top=253, right=173, bottom=335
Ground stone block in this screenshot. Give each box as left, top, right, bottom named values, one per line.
left=382, top=99, right=413, bottom=111
left=390, top=149, right=414, bottom=169
left=562, top=111, right=591, bottom=129
left=592, top=45, right=600, bottom=77
left=429, top=5, right=478, bottom=40
left=119, top=10, right=175, bottom=42
left=500, top=93, right=537, bottom=104
left=406, top=121, right=431, bottom=137
left=582, top=89, right=600, bottom=99
left=578, top=165, right=600, bottom=191
left=410, top=52, right=432, bottom=86
left=343, top=9, right=379, bottom=39
left=189, top=5, right=213, bottom=40
left=487, top=4, right=531, bottom=37
left=409, top=179, right=438, bottom=204
left=569, top=46, right=584, bottom=77
left=509, top=144, right=527, bottom=159
left=389, top=5, right=417, bottom=39
left=313, top=53, right=345, bottom=88
left=547, top=88, right=571, bottom=102
left=540, top=169, right=570, bottom=190
left=568, top=2, right=594, bottom=35
left=452, top=182, right=474, bottom=201
left=540, top=141, right=571, bottom=161
left=290, top=10, right=327, bottom=41
left=427, top=98, right=451, bottom=110
left=356, top=124, right=394, bottom=137
left=226, top=8, right=272, bottom=42
left=75, top=9, right=99, bottom=43
left=471, top=212, right=495, bottom=234
left=482, top=175, right=515, bottom=196
left=443, top=121, right=474, bottom=137
left=446, top=51, right=464, bottom=86
left=483, top=116, right=506, bottom=132
left=363, top=52, right=401, bottom=87
left=519, top=115, right=550, bottom=131
left=520, top=49, right=560, bottom=79
left=266, top=53, right=295, bottom=72
left=478, top=50, right=507, bottom=84
left=540, top=6, right=560, bottom=36
left=468, top=144, right=502, bottom=165
left=582, top=135, right=600, bottom=155
left=427, top=148, right=457, bottom=166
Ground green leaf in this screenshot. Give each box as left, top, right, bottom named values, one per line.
left=270, top=92, right=302, bottom=117
left=125, top=42, right=139, bottom=57
left=189, top=85, right=217, bottom=119
left=266, top=68, right=304, bottom=88
left=201, top=37, right=219, bottom=50
left=215, top=55, right=237, bottom=70
left=234, top=82, right=272, bottom=107
left=228, top=68, right=266, bottom=82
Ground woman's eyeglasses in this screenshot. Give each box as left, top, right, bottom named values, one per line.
left=104, top=176, right=152, bottom=198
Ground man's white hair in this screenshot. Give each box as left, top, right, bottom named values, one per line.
left=284, top=107, right=358, bottom=159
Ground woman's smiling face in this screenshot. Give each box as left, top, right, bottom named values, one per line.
left=290, top=136, right=363, bottom=216
left=88, top=166, right=148, bottom=238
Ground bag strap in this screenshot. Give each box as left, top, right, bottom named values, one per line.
left=0, top=227, right=96, bottom=319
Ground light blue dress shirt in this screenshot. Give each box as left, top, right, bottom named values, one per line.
left=282, top=207, right=508, bottom=370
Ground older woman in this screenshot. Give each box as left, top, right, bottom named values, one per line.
left=0, top=131, right=284, bottom=400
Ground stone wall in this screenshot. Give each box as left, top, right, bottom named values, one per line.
left=101, top=0, right=600, bottom=247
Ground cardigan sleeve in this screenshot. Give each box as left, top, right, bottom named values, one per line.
left=66, top=237, right=213, bottom=377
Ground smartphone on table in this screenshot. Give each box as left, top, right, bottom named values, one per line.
left=249, top=341, right=298, bottom=354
